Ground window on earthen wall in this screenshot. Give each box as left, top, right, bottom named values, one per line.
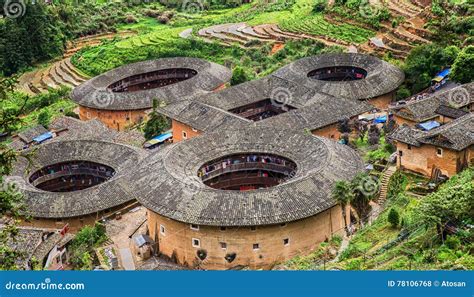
left=160, top=225, right=166, bottom=235
left=192, top=238, right=200, bottom=248
left=253, top=243, right=260, bottom=250
left=190, top=224, right=199, bottom=231
left=437, top=148, right=443, bottom=157
left=283, top=238, right=290, bottom=246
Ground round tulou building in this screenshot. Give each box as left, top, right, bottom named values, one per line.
left=6, top=139, right=145, bottom=230
left=273, top=53, right=404, bottom=110
left=127, top=126, right=364, bottom=269
left=71, top=57, right=232, bottom=131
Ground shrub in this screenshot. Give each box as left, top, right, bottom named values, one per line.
left=37, top=110, right=51, bottom=128
left=312, top=0, right=326, bottom=13
left=388, top=208, right=400, bottom=228
left=65, top=111, right=80, bottom=119
left=396, top=86, right=411, bottom=100
left=125, top=14, right=138, bottom=24
left=445, top=236, right=461, bottom=250
left=230, top=66, right=249, bottom=86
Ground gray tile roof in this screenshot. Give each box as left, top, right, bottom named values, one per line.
left=435, top=105, right=469, bottom=119
left=157, top=100, right=250, bottom=133
left=6, top=139, right=146, bottom=218
left=390, top=83, right=474, bottom=122
left=272, top=53, right=404, bottom=100
left=160, top=74, right=372, bottom=133
left=71, top=57, right=232, bottom=110
left=17, top=125, right=48, bottom=143
left=256, top=95, right=372, bottom=131
left=2, top=227, right=43, bottom=270
left=389, top=113, right=474, bottom=151
left=128, top=126, right=364, bottom=226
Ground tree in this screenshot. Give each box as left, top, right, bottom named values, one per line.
left=416, top=168, right=474, bottom=241
left=337, top=119, right=351, bottom=134
left=388, top=208, right=400, bottom=228
left=69, top=222, right=108, bottom=270
left=451, top=46, right=474, bottom=84
left=0, top=77, right=27, bottom=270
left=350, top=173, right=378, bottom=227
left=143, top=99, right=170, bottom=140
left=368, top=124, right=380, bottom=146
left=332, top=180, right=354, bottom=236
left=37, top=110, right=51, bottom=128
left=402, top=44, right=459, bottom=94
left=0, top=2, right=66, bottom=75
left=230, top=66, right=248, bottom=86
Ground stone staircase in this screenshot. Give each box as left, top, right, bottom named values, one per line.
left=375, top=166, right=397, bottom=205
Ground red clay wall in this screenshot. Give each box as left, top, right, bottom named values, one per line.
left=396, top=142, right=470, bottom=177
left=79, top=105, right=149, bottom=131
left=311, top=123, right=341, bottom=140
left=147, top=205, right=346, bottom=270
left=171, top=120, right=202, bottom=143
left=368, top=92, right=395, bottom=110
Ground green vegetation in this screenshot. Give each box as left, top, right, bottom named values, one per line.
left=387, top=208, right=400, bottom=228
left=144, top=99, right=171, bottom=140
left=69, top=222, right=108, bottom=270
left=323, top=169, right=474, bottom=270
left=0, top=2, right=65, bottom=75
left=37, top=110, right=51, bottom=129
left=451, top=45, right=474, bottom=84
left=0, top=77, right=28, bottom=270
left=279, top=0, right=375, bottom=44
left=0, top=86, right=76, bottom=133
left=400, top=44, right=460, bottom=97
left=284, top=235, right=343, bottom=270
left=73, top=37, right=328, bottom=82
left=329, top=0, right=392, bottom=29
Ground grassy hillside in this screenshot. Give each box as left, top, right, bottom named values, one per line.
left=283, top=169, right=474, bottom=270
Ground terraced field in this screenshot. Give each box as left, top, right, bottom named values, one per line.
left=280, top=13, right=375, bottom=44
left=17, top=58, right=89, bottom=95
left=115, top=26, right=183, bottom=49
left=14, top=0, right=438, bottom=97
left=17, top=31, right=136, bottom=95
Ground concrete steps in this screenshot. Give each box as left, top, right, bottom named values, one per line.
left=375, top=166, right=397, bottom=205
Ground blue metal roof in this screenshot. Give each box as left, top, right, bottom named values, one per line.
left=33, top=132, right=53, bottom=143
left=433, top=68, right=450, bottom=82
left=374, top=115, right=387, bottom=123
left=417, top=121, right=440, bottom=131
left=151, top=132, right=172, bottom=142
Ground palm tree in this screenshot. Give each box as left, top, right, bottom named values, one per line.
left=332, top=180, right=353, bottom=236
left=350, top=172, right=379, bottom=227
